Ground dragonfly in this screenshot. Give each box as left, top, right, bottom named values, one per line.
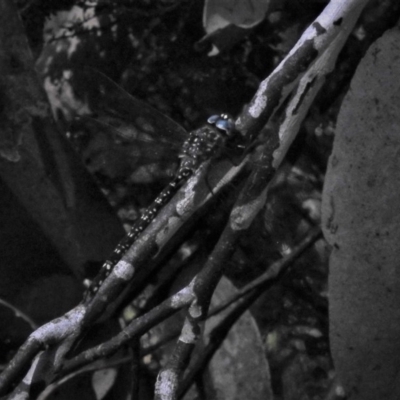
left=66, top=68, right=244, bottom=301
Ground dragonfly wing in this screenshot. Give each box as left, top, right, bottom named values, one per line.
left=70, top=115, right=179, bottom=182
left=63, top=67, right=188, bottom=181
left=68, top=66, right=187, bottom=150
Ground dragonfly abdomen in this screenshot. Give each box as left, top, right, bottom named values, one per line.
left=83, top=114, right=238, bottom=301
left=84, top=168, right=192, bottom=299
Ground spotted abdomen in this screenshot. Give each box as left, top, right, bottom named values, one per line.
left=83, top=114, right=238, bottom=301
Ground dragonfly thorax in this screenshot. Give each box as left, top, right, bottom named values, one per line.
left=179, top=114, right=237, bottom=173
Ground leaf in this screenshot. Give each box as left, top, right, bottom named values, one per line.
left=200, top=0, right=270, bottom=55
left=321, top=28, right=400, bottom=399
left=203, top=0, right=269, bottom=32
left=92, top=368, right=118, bottom=400
left=203, top=277, right=274, bottom=400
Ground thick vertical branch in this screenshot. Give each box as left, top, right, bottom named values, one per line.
left=272, top=0, right=367, bottom=168
left=154, top=144, right=276, bottom=400
left=237, top=0, right=369, bottom=156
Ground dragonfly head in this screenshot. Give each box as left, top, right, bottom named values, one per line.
left=207, top=114, right=236, bottom=137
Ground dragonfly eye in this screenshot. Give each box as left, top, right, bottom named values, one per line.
left=207, top=115, right=220, bottom=124
left=207, top=114, right=236, bottom=135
